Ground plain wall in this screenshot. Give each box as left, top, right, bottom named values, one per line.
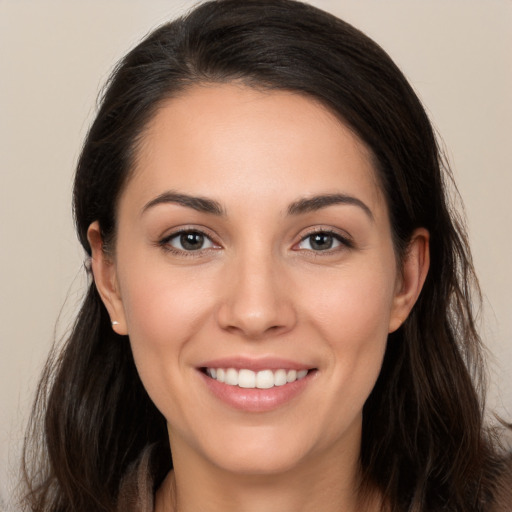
left=1, top=0, right=511, bottom=508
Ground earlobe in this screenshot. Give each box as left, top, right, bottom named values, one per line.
left=388, top=228, right=430, bottom=333
left=87, top=221, right=128, bottom=335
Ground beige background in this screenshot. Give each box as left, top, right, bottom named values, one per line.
left=1, top=0, right=511, bottom=507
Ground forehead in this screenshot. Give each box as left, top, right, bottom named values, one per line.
left=125, top=83, right=385, bottom=218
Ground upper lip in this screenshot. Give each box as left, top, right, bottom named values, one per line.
left=198, top=356, right=314, bottom=372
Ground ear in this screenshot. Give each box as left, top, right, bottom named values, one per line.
left=388, top=228, right=430, bottom=333
left=87, top=221, right=128, bottom=335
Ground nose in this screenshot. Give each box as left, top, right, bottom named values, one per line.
left=216, top=250, right=297, bottom=340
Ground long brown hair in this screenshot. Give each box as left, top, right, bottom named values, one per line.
left=22, top=1, right=511, bottom=510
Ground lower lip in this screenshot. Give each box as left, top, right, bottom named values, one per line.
left=199, top=370, right=315, bottom=412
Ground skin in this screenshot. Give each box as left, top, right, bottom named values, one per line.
left=89, top=83, right=429, bottom=512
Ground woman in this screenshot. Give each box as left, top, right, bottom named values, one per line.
left=22, top=0, right=511, bottom=511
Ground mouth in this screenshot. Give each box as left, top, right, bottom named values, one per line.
left=201, top=367, right=311, bottom=389
left=197, top=357, right=318, bottom=412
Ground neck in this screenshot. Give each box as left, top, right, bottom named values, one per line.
left=155, top=425, right=382, bottom=512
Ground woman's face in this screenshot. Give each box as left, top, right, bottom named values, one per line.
left=91, top=83, right=426, bottom=476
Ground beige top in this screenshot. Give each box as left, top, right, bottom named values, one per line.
left=117, top=448, right=155, bottom=512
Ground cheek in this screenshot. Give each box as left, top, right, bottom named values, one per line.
left=116, top=256, right=217, bottom=396
left=123, top=276, right=208, bottom=340
left=305, top=261, right=396, bottom=342
left=117, top=237, right=217, bottom=338
left=300, top=262, right=395, bottom=408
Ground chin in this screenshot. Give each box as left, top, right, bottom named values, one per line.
left=210, top=448, right=309, bottom=477
left=186, top=422, right=323, bottom=477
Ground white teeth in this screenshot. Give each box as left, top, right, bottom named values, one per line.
left=286, top=369, right=297, bottom=382
left=297, top=369, right=308, bottom=380
left=225, top=368, right=239, bottom=386
left=206, top=367, right=310, bottom=389
left=274, top=369, right=287, bottom=387
left=238, top=369, right=256, bottom=388
left=256, top=369, right=274, bottom=389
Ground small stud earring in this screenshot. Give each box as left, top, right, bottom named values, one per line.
left=112, top=321, right=120, bottom=327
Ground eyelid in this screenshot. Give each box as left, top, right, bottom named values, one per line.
left=156, top=225, right=353, bottom=256
left=158, top=226, right=221, bottom=255
left=293, top=227, right=354, bottom=251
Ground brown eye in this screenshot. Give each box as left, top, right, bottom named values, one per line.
left=180, top=232, right=205, bottom=250
left=308, top=233, right=335, bottom=250
left=166, top=230, right=215, bottom=251
left=297, top=231, right=352, bottom=252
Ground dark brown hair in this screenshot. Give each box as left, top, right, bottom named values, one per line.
left=22, top=1, right=511, bottom=511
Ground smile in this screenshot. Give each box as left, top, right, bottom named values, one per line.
left=198, top=359, right=317, bottom=412
left=205, top=368, right=309, bottom=389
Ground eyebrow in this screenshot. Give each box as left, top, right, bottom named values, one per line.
left=287, top=193, right=374, bottom=221
left=142, top=191, right=225, bottom=216
left=142, top=190, right=373, bottom=221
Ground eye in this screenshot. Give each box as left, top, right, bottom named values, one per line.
left=163, top=230, right=217, bottom=252
left=296, top=231, right=351, bottom=251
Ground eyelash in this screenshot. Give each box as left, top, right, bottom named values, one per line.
left=295, top=228, right=354, bottom=254
left=158, top=227, right=353, bottom=257
left=158, top=228, right=220, bottom=257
